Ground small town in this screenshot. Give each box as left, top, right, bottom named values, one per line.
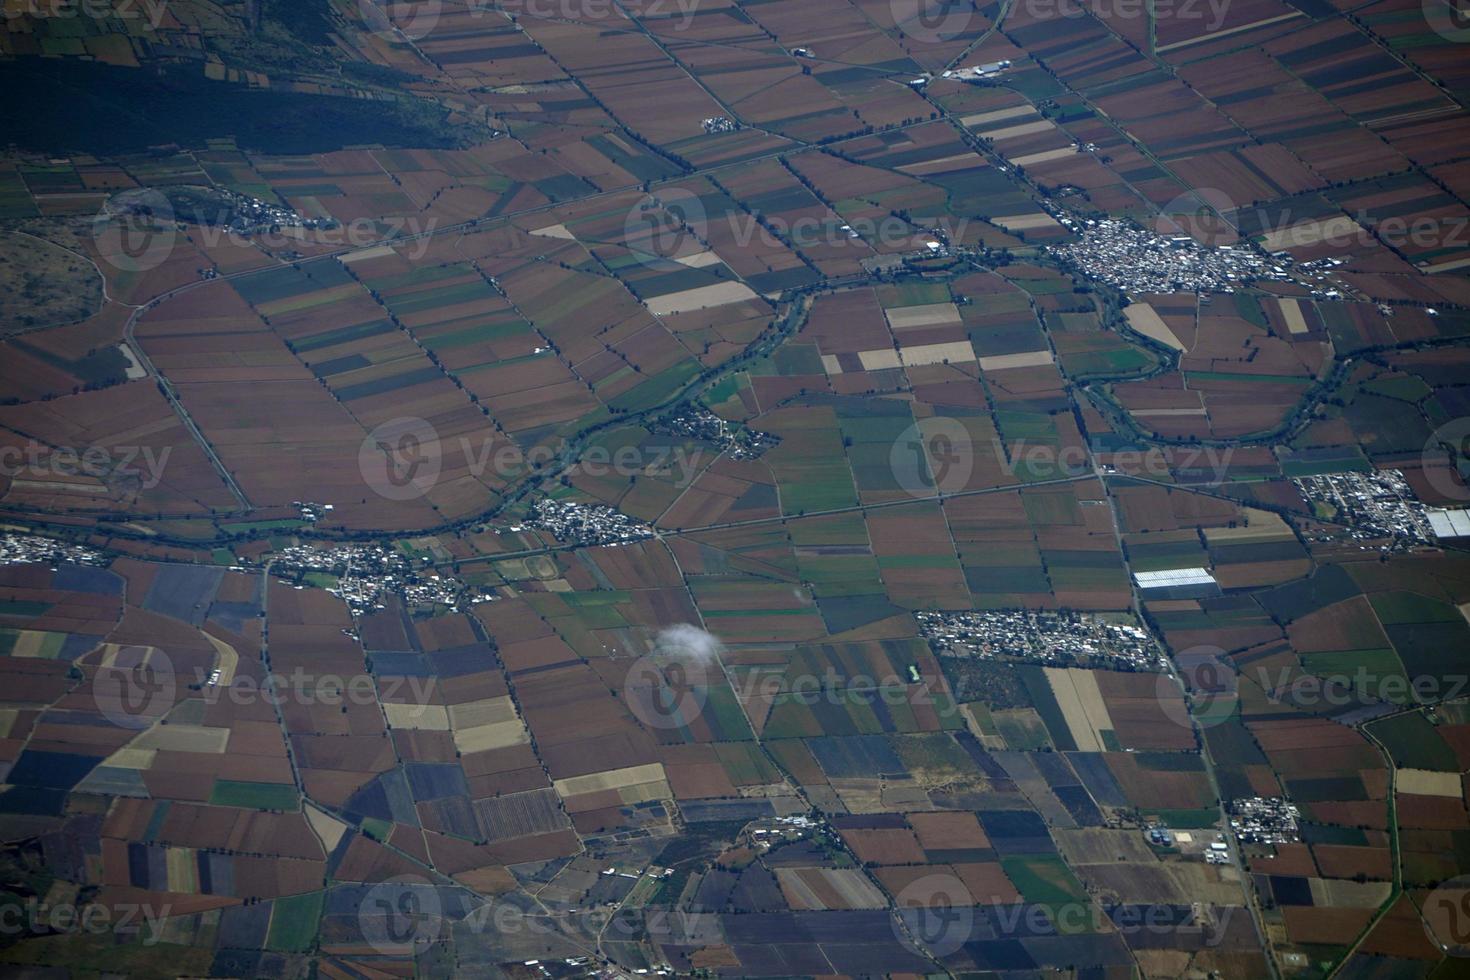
left=1229, top=797, right=1301, bottom=844
left=648, top=408, right=781, bottom=461
left=0, top=533, right=105, bottom=567
left=266, top=543, right=484, bottom=614
left=1048, top=215, right=1285, bottom=297
left=527, top=500, right=655, bottom=547
left=1292, top=469, right=1436, bottom=548
left=916, top=609, right=1164, bottom=671
left=746, top=814, right=820, bottom=852
left=292, top=500, right=335, bottom=522
left=218, top=190, right=327, bottom=235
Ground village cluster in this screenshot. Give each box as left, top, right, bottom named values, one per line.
left=219, top=190, right=328, bottom=235
left=0, top=533, right=104, bottom=567
left=916, top=609, right=1165, bottom=671
left=747, top=814, right=820, bottom=852
left=1049, top=216, right=1285, bottom=296
left=293, top=500, right=335, bottom=522
left=648, top=408, right=781, bottom=461
left=1229, top=797, right=1301, bottom=845
left=1291, top=470, right=1437, bottom=547
left=525, top=500, right=655, bottom=547
left=267, top=543, right=486, bottom=615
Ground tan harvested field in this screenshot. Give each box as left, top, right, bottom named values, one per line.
left=132, top=724, right=231, bottom=754
left=979, top=350, right=1054, bottom=371
left=992, top=214, right=1064, bottom=232
left=901, top=340, right=976, bottom=367
left=885, top=302, right=962, bottom=330
left=983, top=120, right=1057, bottom=140
left=855, top=348, right=903, bottom=370
left=1277, top=298, right=1310, bottom=335
left=383, top=702, right=451, bottom=730
left=447, top=695, right=521, bottom=730
left=453, top=719, right=532, bottom=755
left=1011, top=147, right=1080, bottom=167
left=1124, top=304, right=1186, bottom=351
left=1203, top=509, right=1294, bottom=542
left=962, top=105, right=1038, bottom=127
left=645, top=281, right=760, bottom=315
left=1396, top=768, right=1462, bottom=797
left=552, top=762, right=670, bottom=798
left=1044, top=667, right=1114, bottom=753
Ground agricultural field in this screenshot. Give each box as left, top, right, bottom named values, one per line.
left=0, top=0, right=1468, bottom=976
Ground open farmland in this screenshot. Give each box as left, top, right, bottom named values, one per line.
left=1, top=0, right=1469, bottom=976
